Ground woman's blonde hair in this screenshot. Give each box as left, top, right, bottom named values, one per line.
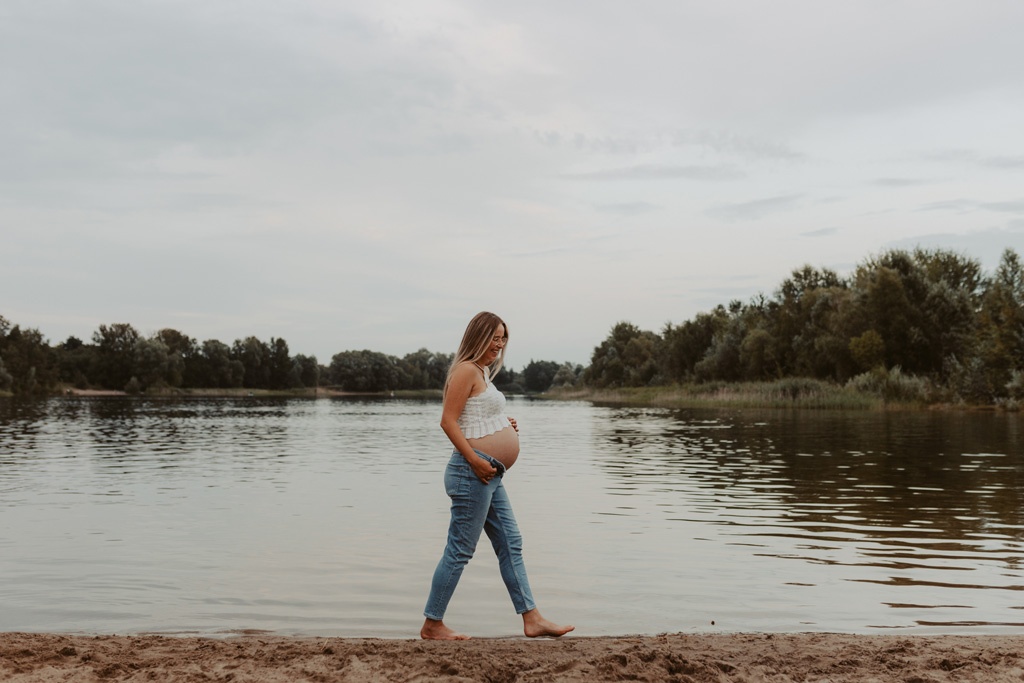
left=444, top=311, right=508, bottom=395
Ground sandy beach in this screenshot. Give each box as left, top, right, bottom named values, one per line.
left=2, top=632, right=1022, bottom=682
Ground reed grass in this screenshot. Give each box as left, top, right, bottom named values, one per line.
left=392, top=389, right=443, bottom=399
left=545, top=379, right=882, bottom=410
left=136, top=387, right=323, bottom=398
left=156, top=387, right=444, bottom=399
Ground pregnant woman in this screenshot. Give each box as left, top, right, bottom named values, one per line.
left=421, top=311, right=574, bottom=640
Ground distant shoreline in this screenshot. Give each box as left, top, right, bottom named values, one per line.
left=542, top=383, right=1011, bottom=412
left=6, top=383, right=1014, bottom=411
left=52, top=387, right=444, bottom=400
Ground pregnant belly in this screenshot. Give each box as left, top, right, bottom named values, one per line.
left=468, top=426, right=520, bottom=469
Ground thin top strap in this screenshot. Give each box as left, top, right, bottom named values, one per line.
left=472, top=361, right=490, bottom=383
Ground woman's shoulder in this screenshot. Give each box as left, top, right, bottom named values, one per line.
left=445, top=362, right=485, bottom=404
left=449, top=361, right=485, bottom=385
left=451, top=360, right=484, bottom=376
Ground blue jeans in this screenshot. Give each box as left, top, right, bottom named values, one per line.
left=423, top=449, right=536, bottom=620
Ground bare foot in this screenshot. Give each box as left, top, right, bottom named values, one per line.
left=522, top=609, right=574, bottom=638
left=420, top=618, right=471, bottom=640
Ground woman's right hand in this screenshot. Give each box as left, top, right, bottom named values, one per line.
left=471, top=458, right=498, bottom=483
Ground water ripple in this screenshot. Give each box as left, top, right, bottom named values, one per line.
left=2, top=397, right=1023, bottom=635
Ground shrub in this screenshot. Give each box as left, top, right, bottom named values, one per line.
left=846, top=366, right=932, bottom=403
left=1006, top=370, right=1024, bottom=400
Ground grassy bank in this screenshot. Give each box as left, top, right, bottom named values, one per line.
left=48, top=386, right=446, bottom=400
left=545, top=378, right=888, bottom=410
left=391, top=389, right=443, bottom=399
left=547, top=355, right=1022, bottom=413
left=20, top=381, right=983, bottom=410
left=55, top=386, right=324, bottom=398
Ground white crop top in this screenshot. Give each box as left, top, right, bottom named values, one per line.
left=457, top=377, right=510, bottom=439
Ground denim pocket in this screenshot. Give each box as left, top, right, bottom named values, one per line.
left=444, top=457, right=471, bottom=497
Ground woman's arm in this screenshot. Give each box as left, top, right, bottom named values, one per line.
left=440, top=363, right=498, bottom=483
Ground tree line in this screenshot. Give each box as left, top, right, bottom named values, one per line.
left=584, top=247, right=1024, bottom=404
left=5, top=246, right=1021, bottom=403
left=0, top=317, right=582, bottom=396
left=0, top=321, right=321, bottom=394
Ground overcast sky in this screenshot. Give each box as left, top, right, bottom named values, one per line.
left=4, top=1, right=1024, bottom=366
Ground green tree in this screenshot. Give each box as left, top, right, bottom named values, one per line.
left=199, top=339, right=244, bottom=388
left=975, top=249, right=1024, bottom=398
left=769, top=266, right=851, bottom=379
left=267, top=337, right=292, bottom=389
left=0, top=354, right=12, bottom=392
left=133, top=337, right=182, bottom=391
left=93, top=323, right=141, bottom=390
left=328, top=350, right=403, bottom=392
left=232, top=336, right=271, bottom=388
left=400, top=348, right=452, bottom=390
left=739, top=326, right=779, bottom=380
left=492, top=365, right=523, bottom=393
left=0, top=323, right=59, bottom=394
left=585, top=322, right=661, bottom=388
left=849, top=330, right=886, bottom=371
left=848, top=249, right=981, bottom=378
left=694, top=301, right=746, bottom=382
left=56, top=336, right=96, bottom=388
left=290, top=354, right=320, bottom=389
left=917, top=248, right=983, bottom=371
left=399, top=348, right=430, bottom=389
left=551, top=362, right=583, bottom=387
left=522, top=360, right=561, bottom=392
left=662, top=307, right=729, bottom=382
left=155, top=328, right=197, bottom=387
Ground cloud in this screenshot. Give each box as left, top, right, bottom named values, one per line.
left=918, top=150, right=1024, bottom=171
left=533, top=130, right=649, bottom=155
left=0, top=0, right=485, bottom=197
left=707, top=194, right=802, bottom=221
left=885, top=226, right=1024, bottom=270
left=917, top=199, right=976, bottom=213
left=6, top=1, right=1024, bottom=367
left=683, top=285, right=771, bottom=310
left=987, top=200, right=1024, bottom=213
left=506, top=231, right=617, bottom=259
left=801, top=227, right=839, bottom=237
left=533, top=128, right=805, bottom=162
left=561, top=164, right=743, bottom=181
left=508, top=245, right=585, bottom=258
left=672, top=130, right=806, bottom=162
left=871, top=178, right=932, bottom=187
left=918, top=149, right=979, bottom=163
left=919, top=199, right=1024, bottom=214
left=593, top=202, right=660, bottom=215
left=982, top=156, right=1024, bottom=169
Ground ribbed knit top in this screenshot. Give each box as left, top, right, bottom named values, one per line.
left=457, top=377, right=510, bottom=439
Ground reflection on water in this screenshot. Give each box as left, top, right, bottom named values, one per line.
left=590, top=408, right=1024, bottom=630
left=1, top=398, right=1022, bottom=636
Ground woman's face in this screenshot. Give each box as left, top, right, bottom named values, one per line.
left=480, top=324, right=507, bottom=365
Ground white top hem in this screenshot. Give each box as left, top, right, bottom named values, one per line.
left=460, top=416, right=510, bottom=439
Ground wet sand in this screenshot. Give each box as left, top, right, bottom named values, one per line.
left=2, top=632, right=1023, bottom=682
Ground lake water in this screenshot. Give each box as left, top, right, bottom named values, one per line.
left=1, top=397, right=1022, bottom=638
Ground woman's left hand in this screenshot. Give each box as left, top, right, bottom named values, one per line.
left=508, top=416, right=518, bottom=432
